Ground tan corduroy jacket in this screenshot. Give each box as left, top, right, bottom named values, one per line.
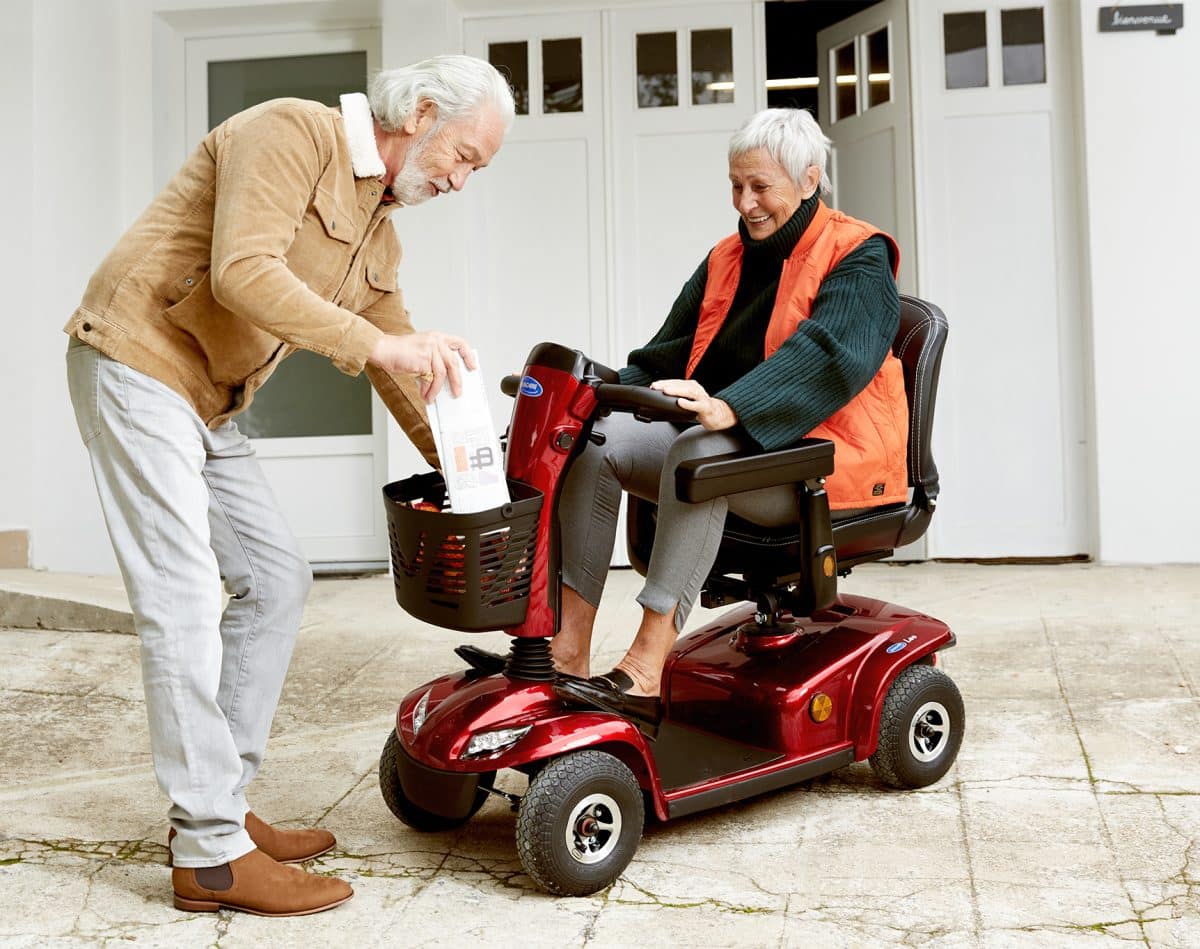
left=63, top=96, right=436, bottom=465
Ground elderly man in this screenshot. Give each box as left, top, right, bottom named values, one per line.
left=63, top=55, right=515, bottom=916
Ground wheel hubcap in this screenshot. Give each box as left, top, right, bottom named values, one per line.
left=908, top=701, right=950, bottom=762
left=565, top=793, right=622, bottom=865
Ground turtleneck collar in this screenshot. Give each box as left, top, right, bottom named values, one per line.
left=737, top=192, right=821, bottom=265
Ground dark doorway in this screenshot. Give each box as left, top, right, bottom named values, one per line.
left=765, top=1, right=880, bottom=115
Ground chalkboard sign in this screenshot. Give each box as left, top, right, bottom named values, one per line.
left=1098, top=5, right=1184, bottom=33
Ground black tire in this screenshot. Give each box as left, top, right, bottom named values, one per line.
left=379, top=729, right=492, bottom=832
left=516, top=751, right=644, bottom=896
left=869, top=664, right=964, bottom=789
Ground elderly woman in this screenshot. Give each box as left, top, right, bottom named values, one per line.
left=554, top=108, right=906, bottom=716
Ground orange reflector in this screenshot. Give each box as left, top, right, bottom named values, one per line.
left=810, top=692, right=833, bottom=723
left=822, top=554, right=835, bottom=577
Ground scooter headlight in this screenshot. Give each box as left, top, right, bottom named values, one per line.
left=464, top=725, right=532, bottom=758
left=411, top=689, right=432, bottom=735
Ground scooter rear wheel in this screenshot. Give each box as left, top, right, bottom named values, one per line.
left=379, top=729, right=493, bottom=832
left=516, top=750, right=644, bottom=896
left=870, top=664, right=964, bottom=788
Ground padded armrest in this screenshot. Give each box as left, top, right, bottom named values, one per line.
left=675, top=439, right=835, bottom=504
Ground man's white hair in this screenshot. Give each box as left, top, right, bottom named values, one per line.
left=728, top=108, right=832, bottom=195
left=368, top=54, right=516, bottom=132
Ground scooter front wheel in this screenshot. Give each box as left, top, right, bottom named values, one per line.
left=379, top=729, right=493, bottom=831
left=516, top=750, right=644, bottom=896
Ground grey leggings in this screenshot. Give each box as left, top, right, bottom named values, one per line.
left=558, top=412, right=801, bottom=632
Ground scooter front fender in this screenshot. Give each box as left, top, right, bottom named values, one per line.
left=396, top=673, right=660, bottom=807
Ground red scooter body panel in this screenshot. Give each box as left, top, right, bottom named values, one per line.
left=665, top=593, right=954, bottom=764
left=501, top=364, right=597, bottom=639
left=395, top=590, right=953, bottom=821
left=395, top=673, right=654, bottom=786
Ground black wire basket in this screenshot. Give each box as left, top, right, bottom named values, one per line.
left=382, top=471, right=543, bottom=631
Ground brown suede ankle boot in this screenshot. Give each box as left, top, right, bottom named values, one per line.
left=172, top=847, right=352, bottom=916
left=167, top=812, right=336, bottom=866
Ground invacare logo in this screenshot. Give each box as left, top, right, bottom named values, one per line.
left=520, top=376, right=544, bottom=397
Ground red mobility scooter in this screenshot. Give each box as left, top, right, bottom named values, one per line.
left=379, top=296, right=960, bottom=896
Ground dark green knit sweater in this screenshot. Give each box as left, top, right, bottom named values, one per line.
left=617, top=194, right=900, bottom=451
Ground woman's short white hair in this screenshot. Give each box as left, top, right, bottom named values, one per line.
left=728, top=108, right=832, bottom=195
left=369, top=54, right=516, bottom=132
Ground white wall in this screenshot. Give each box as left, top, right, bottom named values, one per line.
left=14, top=0, right=130, bottom=574
left=0, top=1, right=36, bottom=555
left=1077, top=2, right=1200, bottom=563
left=8, top=0, right=1200, bottom=569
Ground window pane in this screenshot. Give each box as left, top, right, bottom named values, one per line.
left=543, top=37, right=583, bottom=113
left=489, top=41, right=529, bottom=115
left=637, top=32, right=678, bottom=108
left=237, top=350, right=372, bottom=438
left=1002, top=7, right=1046, bottom=85
left=944, top=12, right=988, bottom=89
left=691, top=28, right=733, bottom=105
left=866, top=27, right=891, bottom=108
left=208, top=51, right=366, bottom=129
left=208, top=52, right=373, bottom=439
left=833, top=41, right=857, bottom=121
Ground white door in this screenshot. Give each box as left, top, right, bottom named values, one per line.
left=817, top=0, right=925, bottom=561
left=182, top=28, right=391, bottom=568
left=910, top=2, right=1089, bottom=558
left=817, top=0, right=916, bottom=295
left=607, top=3, right=759, bottom=367
left=463, top=12, right=607, bottom=435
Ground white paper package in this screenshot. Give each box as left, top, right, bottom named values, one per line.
left=426, top=353, right=510, bottom=514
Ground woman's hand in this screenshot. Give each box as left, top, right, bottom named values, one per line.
left=367, top=331, right=477, bottom=401
left=650, top=379, right=738, bottom=431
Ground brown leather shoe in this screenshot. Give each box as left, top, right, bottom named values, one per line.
left=168, top=812, right=336, bottom=866
left=172, top=847, right=352, bottom=916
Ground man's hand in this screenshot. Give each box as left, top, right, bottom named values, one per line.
left=650, top=379, right=738, bottom=431
left=367, top=331, right=477, bottom=401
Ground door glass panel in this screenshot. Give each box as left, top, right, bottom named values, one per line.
left=489, top=41, right=530, bottom=115
left=208, top=51, right=373, bottom=440
left=691, top=28, right=734, bottom=105
left=943, top=12, right=988, bottom=89
left=542, top=37, right=583, bottom=113
left=833, top=41, right=857, bottom=121
left=866, top=26, right=891, bottom=108
left=1001, top=7, right=1046, bottom=86
left=636, top=32, right=678, bottom=108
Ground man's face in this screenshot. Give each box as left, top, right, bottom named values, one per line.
left=389, top=104, right=506, bottom=206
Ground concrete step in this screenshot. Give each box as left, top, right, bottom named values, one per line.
left=0, top=569, right=133, bottom=634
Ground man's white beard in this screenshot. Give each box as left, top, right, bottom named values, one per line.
left=392, top=132, right=438, bottom=206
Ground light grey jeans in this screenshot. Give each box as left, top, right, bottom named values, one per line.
left=559, top=412, right=802, bottom=632
left=66, top=339, right=312, bottom=868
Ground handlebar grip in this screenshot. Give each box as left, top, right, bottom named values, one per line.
left=594, top=383, right=697, bottom=424
left=501, top=375, right=521, bottom=398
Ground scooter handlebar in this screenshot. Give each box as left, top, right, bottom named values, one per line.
left=499, top=374, right=696, bottom=423
left=594, top=383, right=698, bottom=424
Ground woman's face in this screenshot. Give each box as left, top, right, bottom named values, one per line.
left=728, top=148, right=818, bottom=239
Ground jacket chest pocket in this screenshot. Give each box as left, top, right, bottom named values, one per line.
left=288, top=190, right=356, bottom=296
left=343, top=250, right=398, bottom=314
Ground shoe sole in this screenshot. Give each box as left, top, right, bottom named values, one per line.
left=167, top=840, right=336, bottom=867
left=173, top=891, right=353, bottom=916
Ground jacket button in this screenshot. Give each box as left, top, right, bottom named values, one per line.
left=330, top=220, right=336, bottom=230
left=372, top=271, right=380, bottom=281
left=184, top=276, right=194, bottom=286
left=81, top=322, right=92, bottom=332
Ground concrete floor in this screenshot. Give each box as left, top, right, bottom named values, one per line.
left=0, top=562, right=1197, bottom=947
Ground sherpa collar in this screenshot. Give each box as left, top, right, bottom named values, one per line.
left=339, top=92, right=386, bottom=179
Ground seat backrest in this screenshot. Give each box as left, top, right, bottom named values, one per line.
left=894, top=295, right=948, bottom=506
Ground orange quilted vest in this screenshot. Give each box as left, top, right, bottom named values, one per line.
left=687, top=201, right=908, bottom=510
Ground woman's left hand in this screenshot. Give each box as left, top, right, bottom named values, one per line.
left=650, top=379, right=738, bottom=431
